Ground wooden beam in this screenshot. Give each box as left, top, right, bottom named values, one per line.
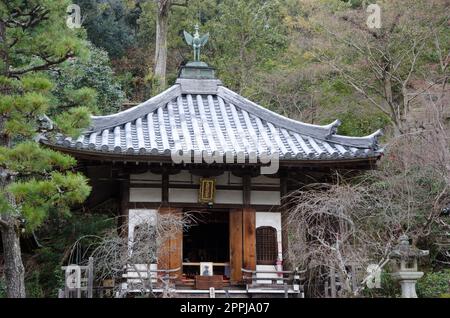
left=128, top=202, right=280, bottom=212
left=243, top=174, right=251, bottom=207
left=242, top=208, right=256, bottom=271
left=128, top=182, right=280, bottom=192
left=162, top=170, right=169, bottom=203
left=229, top=209, right=243, bottom=284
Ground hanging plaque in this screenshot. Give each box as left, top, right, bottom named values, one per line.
left=199, top=178, right=216, bottom=204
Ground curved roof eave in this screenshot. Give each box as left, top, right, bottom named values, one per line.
left=44, top=74, right=385, bottom=164
left=217, top=86, right=382, bottom=149
left=40, top=140, right=382, bottom=165
left=85, top=82, right=382, bottom=150
left=217, top=86, right=341, bottom=140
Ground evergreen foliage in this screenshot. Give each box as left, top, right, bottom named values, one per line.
left=50, top=43, right=125, bottom=115
left=0, top=0, right=448, bottom=298
left=417, top=270, right=450, bottom=298
left=0, top=0, right=98, bottom=297
left=74, top=0, right=140, bottom=59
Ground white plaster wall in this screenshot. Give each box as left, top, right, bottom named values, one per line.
left=215, top=190, right=243, bottom=204
left=130, top=172, right=162, bottom=183
left=169, top=171, right=243, bottom=186
left=256, top=212, right=281, bottom=233
left=168, top=188, right=197, bottom=203
left=228, top=173, right=243, bottom=185
left=251, top=191, right=280, bottom=205
left=215, top=172, right=229, bottom=185
left=251, top=175, right=280, bottom=186
left=129, top=188, right=161, bottom=202
left=169, top=170, right=192, bottom=183
left=130, top=187, right=279, bottom=205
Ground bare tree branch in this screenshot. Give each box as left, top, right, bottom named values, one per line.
left=68, top=212, right=198, bottom=297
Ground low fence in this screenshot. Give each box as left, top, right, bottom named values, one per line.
left=241, top=268, right=306, bottom=298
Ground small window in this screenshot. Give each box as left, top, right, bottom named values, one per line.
left=256, top=226, right=278, bottom=265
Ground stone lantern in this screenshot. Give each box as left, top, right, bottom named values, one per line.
left=390, top=235, right=429, bottom=298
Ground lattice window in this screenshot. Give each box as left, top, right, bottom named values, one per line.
left=256, top=226, right=278, bottom=265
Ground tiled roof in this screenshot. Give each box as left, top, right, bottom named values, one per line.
left=45, top=78, right=383, bottom=161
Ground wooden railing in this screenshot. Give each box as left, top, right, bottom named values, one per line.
left=241, top=268, right=306, bottom=297
left=124, top=265, right=181, bottom=292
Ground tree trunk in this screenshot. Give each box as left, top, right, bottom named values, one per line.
left=0, top=20, right=8, bottom=77
left=153, top=0, right=171, bottom=92
left=0, top=166, right=26, bottom=299
left=0, top=215, right=26, bottom=298
left=0, top=20, right=27, bottom=295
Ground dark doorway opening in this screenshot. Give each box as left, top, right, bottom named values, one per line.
left=182, top=209, right=230, bottom=278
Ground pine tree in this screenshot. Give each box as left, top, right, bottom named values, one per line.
left=0, top=0, right=93, bottom=297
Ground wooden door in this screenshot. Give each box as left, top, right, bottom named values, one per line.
left=157, top=207, right=183, bottom=277
left=229, top=208, right=256, bottom=284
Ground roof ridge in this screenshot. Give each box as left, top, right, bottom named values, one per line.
left=85, top=81, right=382, bottom=151
left=217, top=86, right=381, bottom=149
left=218, top=86, right=339, bottom=137
left=88, top=84, right=182, bottom=133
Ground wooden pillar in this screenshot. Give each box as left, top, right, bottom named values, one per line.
left=242, top=207, right=256, bottom=271
left=280, top=172, right=290, bottom=269
left=162, top=170, right=169, bottom=204
left=243, top=174, right=251, bottom=207
left=157, top=207, right=183, bottom=277
left=229, top=209, right=243, bottom=284
left=242, top=174, right=256, bottom=272
left=118, top=179, right=129, bottom=238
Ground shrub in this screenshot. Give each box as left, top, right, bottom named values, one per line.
left=0, top=277, right=6, bottom=298
left=417, top=270, right=450, bottom=298
left=26, top=272, right=44, bottom=298
left=362, top=271, right=400, bottom=298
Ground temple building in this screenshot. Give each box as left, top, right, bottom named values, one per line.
left=42, top=31, right=383, bottom=297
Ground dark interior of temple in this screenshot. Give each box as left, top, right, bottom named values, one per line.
left=182, top=210, right=230, bottom=277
